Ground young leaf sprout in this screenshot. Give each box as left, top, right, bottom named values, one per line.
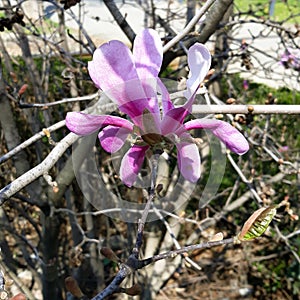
left=237, top=205, right=277, bottom=241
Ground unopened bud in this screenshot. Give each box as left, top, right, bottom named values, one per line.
left=8, top=293, right=26, bottom=300
left=215, top=114, right=223, bottom=119
left=124, top=284, right=142, bottom=296
left=18, top=84, right=28, bottom=97
left=209, top=232, right=224, bottom=242
left=278, top=158, right=284, bottom=164
left=65, top=276, right=84, bottom=298
left=226, top=98, right=236, bottom=104
left=5, top=279, right=13, bottom=287
left=10, top=72, right=17, bottom=83
left=100, top=247, right=120, bottom=263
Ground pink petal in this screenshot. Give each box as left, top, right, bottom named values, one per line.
left=131, top=29, right=163, bottom=118
left=66, top=112, right=134, bottom=135
left=161, top=112, right=185, bottom=136
left=161, top=90, right=198, bottom=132
left=184, top=119, right=249, bottom=154
left=176, top=133, right=201, bottom=182
left=97, top=78, right=158, bottom=124
left=98, top=126, right=132, bottom=153
left=132, top=29, right=163, bottom=121
left=88, top=36, right=161, bottom=122
left=158, top=78, right=174, bottom=115
left=118, top=96, right=161, bottom=130
left=88, top=40, right=138, bottom=91
left=88, top=42, right=150, bottom=120
left=185, top=43, right=211, bottom=99
left=133, top=29, right=163, bottom=79
left=120, top=145, right=149, bottom=187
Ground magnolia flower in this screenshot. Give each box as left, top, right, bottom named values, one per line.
left=66, top=29, right=249, bottom=187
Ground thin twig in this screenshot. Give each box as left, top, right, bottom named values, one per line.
left=0, top=133, right=79, bottom=205
left=192, top=104, right=300, bottom=114
left=1, top=102, right=297, bottom=166
left=18, top=92, right=99, bottom=108
left=133, top=152, right=161, bottom=255
left=103, top=0, right=136, bottom=43
left=0, top=120, right=66, bottom=165
left=139, top=238, right=235, bottom=267
left=226, top=152, right=263, bottom=205
left=92, top=235, right=235, bottom=300
left=262, top=146, right=298, bottom=171
left=163, top=0, right=217, bottom=53
left=0, top=260, right=35, bottom=300
left=274, top=225, right=300, bottom=264
left=224, top=172, right=285, bottom=212
left=286, top=229, right=300, bottom=239
left=92, top=152, right=161, bottom=299
left=152, top=205, right=202, bottom=271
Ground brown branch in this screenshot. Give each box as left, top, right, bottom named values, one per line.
left=103, top=0, right=136, bottom=44
left=162, top=0, right=233, bottom=71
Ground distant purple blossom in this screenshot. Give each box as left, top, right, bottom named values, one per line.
left=66, top=29, right=249, bottom=187
left=243, top=80, right=249, bottom=90
left=278, top=146, right=289, bottom=152
left=280, top=48, right=300, bottom=71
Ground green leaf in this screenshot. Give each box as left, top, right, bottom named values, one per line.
left=238, top=205, right=277, bottom=241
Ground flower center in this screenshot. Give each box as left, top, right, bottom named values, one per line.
left=141, top=132, right=164, bottom=146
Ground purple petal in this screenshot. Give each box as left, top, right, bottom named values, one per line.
left=131, top=29, right=163, bottom=121
left=161, top=113, right=185, bottom=136
left=120, top=145, right=149, bottom=187
left=66, top=112, right=134, bottom=135
left=160, top=90, right=199, bottom=134
left=133, top=29, right=163, bottom=79
left=161, top=88, right=199, bottom=132
left=176, top=133, right=201, bottom=182
left=158, top=78, right=174, bottom=115
left=88, top=41, right=138, bottom=91
left=88, top=42, right=151, bottom=120
left=118, top=96, right=161, bottom=130
left=184, top=119, right=249, bottom=154
left=88, top=40, right=138, bottom=91
left=98, top=126, right=132, bottom=153
left=185, top=43, right=211, bottom=99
